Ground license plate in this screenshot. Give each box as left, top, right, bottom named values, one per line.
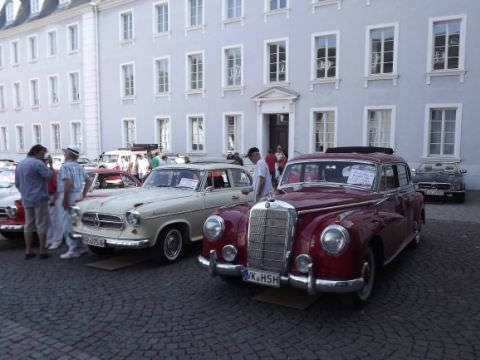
left=83, top=235, right=106, bottom=248
left=425, top=189, right=444, bottom=196
left=241, top=269, right=280, bottom=288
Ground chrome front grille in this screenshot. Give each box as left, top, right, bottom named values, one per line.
left=247, top=201, right=296, bottom=273
left=418, top=182, right=451, bottom=190
left=0, top=208, right=7, bottom=218
left=81, top=212, right=124, bottom=229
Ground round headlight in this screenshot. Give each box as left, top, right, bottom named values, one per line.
left=126, top=210, right=141, bottom=227
left=295, top=254, right=313, bottom=274
left=71, top=206, right=81, bottom=221
left=320, top=225, right=350, bottom=256
left=222, top=245, right=238, bottom=262
left=6, top=205, right=17, bottom=218
left=203, top=215, right=225, bottom=242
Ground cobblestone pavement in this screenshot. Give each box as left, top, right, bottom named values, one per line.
left=0, top=219, right=479, bottom=359
left=425, top=191, right=480, bottom=224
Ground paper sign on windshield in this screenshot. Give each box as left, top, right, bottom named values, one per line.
left=347, top=169, right=376, bottom=187
left=178, top=178, right=199, bottom=189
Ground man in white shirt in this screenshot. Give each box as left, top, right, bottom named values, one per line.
left=242, top=147, right=273, bottom=201
left=137, top=155, right=150, bottom=181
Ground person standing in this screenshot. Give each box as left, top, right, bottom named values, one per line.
left=129, top=155, right=139, bottom=180
left=265, top=149, right=277, bottom=185
left=151, top=151, right=161, bottom=169
left=137, top=154, right=150, bottom=182
left=15, top=145, right=52, bottom=259
left=242, top=147, right=273, bottom=201
left=45, top=156, right=63, bottom=250
left=275, top=145, right=287, bottom=176
left=57, top=145, right=92, bottom=259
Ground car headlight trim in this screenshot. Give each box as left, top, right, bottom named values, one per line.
left=126, top=209, right=141, bottom=227
left=203, top=215, right=225, bottom=242
left=6, top=205, right=17, bottom=218
left=222, top=245, right=238, bottom=262
left=71, top=206, right=81, bottom=221
left=320, top=224, right=350, bottom=256
left=295, top=254, right=313, bottom=274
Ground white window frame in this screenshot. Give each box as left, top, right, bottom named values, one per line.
left=264, top=38, right=289, bottom=86
left=222, top=0, right=244, bottom=27
left=185, top=50, right=205, bottom=96
left=185, top=0, right=205, bottom=34
left=155, top=116, right=172, bottom=152
left=0, top=126, right=9, bottom=151
left=27, top=35, right=39, bottom=62
left=46, top=29, right=58, bottom=57
left=15, top=125, right=25, bottom=153
left=12, top=81, right=22, bottom=110
left=48, top=74, right=59, bottom=106
left=68, top=71, right=81, bottom=104
left=31, top=0, right=40, bottom=15
left=120, top=62, right=136, bottom=100
left=58, top=0, right=70, bottom=7
left=6, top=2, right=14, bottom=24
left=50, top=122, right=62, bottom=154
left=121, top=118, right=137, bottom=148
left=426, top=14, right=467, bottom=84
left=363, top=105, right=396, bottom=149
left=153, top=0, right=171, bottom=38
left=311, top=0, right=342, bottom=12
left=32, top=123, right=42, bottom=145
left=70, top=121, right=83, bottom=151
left=153, top=56, right=171, bottom=98
left=10, top=40, right=20, bottom=66
left=66, top=23, right=80, bottom=54
left=119, top=9, right=135, bottom=44
left=0, top=44, right=4, bottom=69
left=0, top=84, right=6, bottom=111
left=29, top=78, right=40, bottom=108
left=264, top=0, right=290, bottom=21
left=310, top=30, right=340, bottom=89
left=222, top=112, right=244, bottom=154
left=186, top=114, right=206, bottom=153
left=309, top=107, right=338, bottom=152
left=222, top=44, right=244, bottom=95
left=423, top=103, right=462, bottom=159
left=364, top=22, right=399, bottom=88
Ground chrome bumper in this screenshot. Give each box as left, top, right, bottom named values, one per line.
left=198, top=250, right=364, bottom=295
left=71, top=232, right=150, bottom=249
left=0, top=224, right=24, bottom=232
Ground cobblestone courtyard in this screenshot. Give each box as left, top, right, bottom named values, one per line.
left=0, top=196, right=479, bottom=359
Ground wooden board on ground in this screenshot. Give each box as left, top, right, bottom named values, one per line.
left=85, top=252, right=151, bottom=271
left=252, top=287, right=320, bottom=310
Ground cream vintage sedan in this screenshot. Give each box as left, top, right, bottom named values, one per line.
left=71, top=163, right=254, bottom=263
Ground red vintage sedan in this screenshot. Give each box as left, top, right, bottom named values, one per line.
left=0, top=169, right=141, bottom=239
left=198, top=147, right=425, bottom=305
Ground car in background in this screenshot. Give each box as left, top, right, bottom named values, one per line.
left=0, top=169, right=140, bottom=239
left=0, top=167, right=17, bottom=199
left=198, top=147, right=425, bottom=306
left=71, top=163, right=254, bottom=261
left=52, top=156, right=91, bottom=170
left=412, top=161, right=466, bottom=203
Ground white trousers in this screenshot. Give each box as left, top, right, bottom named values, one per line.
left=46, top=195, right=63, bottom=246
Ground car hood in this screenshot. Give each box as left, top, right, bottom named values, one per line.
left=78, top=187, right=195, bottom=215
left=274, top=187, right=378, bottom=212
left=413, top=173, right=462, bottom=183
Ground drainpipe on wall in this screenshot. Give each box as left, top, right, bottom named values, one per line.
left=90, top=0, right=102, bottom=158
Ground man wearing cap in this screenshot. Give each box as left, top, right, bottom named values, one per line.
left=242, top=147, right=273, bottom=202
left=57, top=145, right=92, bottom=259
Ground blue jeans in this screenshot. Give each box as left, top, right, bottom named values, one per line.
left=56, top=192, right=87, bottom=255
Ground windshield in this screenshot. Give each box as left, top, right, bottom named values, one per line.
left=143, top=169, right=204, bottom=190
left=280, top=161, right=378, bottom=190
left=101, top=155, right=119, bottom=163
left=418, top=163, right=458, bottom=173
left=0, top=170, right=15, bottom=188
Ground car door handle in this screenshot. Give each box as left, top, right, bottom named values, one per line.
left=232, top=195, right=240, bottom=200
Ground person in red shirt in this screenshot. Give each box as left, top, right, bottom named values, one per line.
left=45, top=157, right=63, bottom=250
left=265, top=149, right=277, bottom=186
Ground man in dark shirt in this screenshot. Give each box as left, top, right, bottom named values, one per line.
left=15, top=145, right=53, bottom=259
left=265, top=149, right=277, bottom=185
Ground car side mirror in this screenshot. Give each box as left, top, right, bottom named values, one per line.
left=460, top=169, right=467, bottom=174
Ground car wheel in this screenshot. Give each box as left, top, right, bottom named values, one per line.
left=455, top=193, right=465, bottom=203
left=153, top=227, right=184, bottom=265
left=351, top=246, right=376, bottom=308
left=88, top=245, right=115, bottom=256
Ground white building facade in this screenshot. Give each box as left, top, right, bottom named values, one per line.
left=0, top=0, right=101, bottom=160
left=1, top=0, right=479, bottom=188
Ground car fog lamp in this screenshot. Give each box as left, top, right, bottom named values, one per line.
left=203, top=215, right=225, bottom=242
left=320, top=225, right=350, bottom=256
left=6, top=206, right=17, bottom=218
left=126, top=210, right=141, bottom=227
left=222, top=245, right=238, bottom=262
left=295, top=254, right=313, bottom=274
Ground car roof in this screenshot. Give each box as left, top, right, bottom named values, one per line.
left=86, top=169, right=129, bottom=175
left=152, top=163, right=245, bottom=171
left=291, top=152, right=406, bottom=164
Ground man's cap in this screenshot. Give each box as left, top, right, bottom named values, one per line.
left=246, top=147, right=260, bottom=158
left=63, top=145, right=80, bottom=156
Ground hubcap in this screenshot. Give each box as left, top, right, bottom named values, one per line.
left=164, top=229, right=182, bottom=260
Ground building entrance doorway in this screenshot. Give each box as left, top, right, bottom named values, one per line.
left=268, top=114, right=289, bottom=157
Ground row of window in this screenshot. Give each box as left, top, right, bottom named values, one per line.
left=4, top=0, right=71, bottom=24
left=0, top=122, right=82, bottom=153
left=0, top=23, right=79, bottom=68
left=0, top=72, right=80, bottom=111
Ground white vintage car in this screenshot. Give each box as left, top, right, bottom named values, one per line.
left=71, top=163, right=254, bottom=263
